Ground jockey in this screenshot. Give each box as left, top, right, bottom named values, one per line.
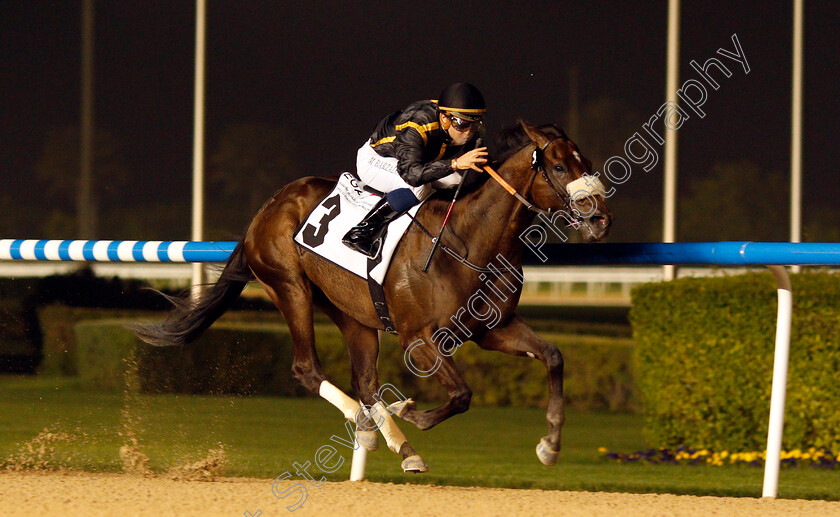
left=342, top=82, right=489, bottom=259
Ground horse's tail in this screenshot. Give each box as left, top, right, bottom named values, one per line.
left=129, top=238, right=254, bottom=347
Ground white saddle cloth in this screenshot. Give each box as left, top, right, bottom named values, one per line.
left=293, top=172, right=422, bottom=284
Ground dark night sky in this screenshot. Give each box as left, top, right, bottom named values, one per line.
left=2, top=1, right=839, bottom=240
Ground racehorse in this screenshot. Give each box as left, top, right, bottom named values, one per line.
left=131, top=121, right=613, bottom=473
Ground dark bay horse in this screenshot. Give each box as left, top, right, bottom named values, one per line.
left=132, top=121, right=613, bottom=472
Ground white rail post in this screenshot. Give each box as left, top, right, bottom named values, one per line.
left=789, top=0, right=803, bottom=274
left=191, top=0, right=207, bottom=300
left=662, top=0, right=680, bottom=282
left=349, top=438, right=368, bottom=481
left=762, top=265, right=792, bottom=498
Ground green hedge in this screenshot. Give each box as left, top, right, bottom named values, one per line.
left=37, top=305, right=287, bottom=377
left=74, top=319, right=634, bottom=411
left=630, top=270, right=840, bottom=452
left=1, top=270, right=279, bottom=374
left=0, top=298, right=39, bottom=373
left=0, top=298, right=35, bottom=356
left=75, top=320, right=301, bottom=395
left=38, top=305, right=162, bottom=376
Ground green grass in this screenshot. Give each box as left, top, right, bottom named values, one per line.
left=0, top=375, right=837, bottom=500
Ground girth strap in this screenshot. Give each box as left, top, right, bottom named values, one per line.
left=367, top=256, right=398, bottom=335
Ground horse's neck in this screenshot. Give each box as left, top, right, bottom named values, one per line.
left=451, top=153, right=536, bottom=265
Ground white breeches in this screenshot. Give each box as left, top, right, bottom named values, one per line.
left=355, top=143, right=462, bottom=201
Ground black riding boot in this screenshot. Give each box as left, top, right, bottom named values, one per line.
left=342, top=197, right=403, bottom=259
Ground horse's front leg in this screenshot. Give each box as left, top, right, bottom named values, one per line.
left=318, top=302, right=428, bottom=473
left=476, top=315, right=564, bottom=466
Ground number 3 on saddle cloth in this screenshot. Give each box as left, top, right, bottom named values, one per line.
left=293, top=172, right=423, bottom=334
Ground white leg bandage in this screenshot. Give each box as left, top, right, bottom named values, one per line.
left=369, top=400, right=408, bottom=454
left=319, top=380, right=362, bottom=421
left=319, top=381, right=408, bottom=455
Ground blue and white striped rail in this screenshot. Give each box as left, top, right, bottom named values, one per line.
left=4, top=239, right=840, bottom=266
left=0, top=239, right=237, bottom=263
left=522, top=241, right=840, bottom=266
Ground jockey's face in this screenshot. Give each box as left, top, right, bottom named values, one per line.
left=440, top=113, right=477, bottom=146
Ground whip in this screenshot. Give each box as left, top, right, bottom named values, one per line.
left=422, top=138, right=482, bottom=273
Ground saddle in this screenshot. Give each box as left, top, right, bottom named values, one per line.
left=293, top=172, right=423, bottom=333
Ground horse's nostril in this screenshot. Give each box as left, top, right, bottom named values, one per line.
left=590, top=215, right=607, bottom=227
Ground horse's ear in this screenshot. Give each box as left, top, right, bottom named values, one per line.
left=518, top=119, right=550, bottom=148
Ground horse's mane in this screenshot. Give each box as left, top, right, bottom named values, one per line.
left=432, top=123, right=568, bottom=198
left=493, top=123, right=568, bottom=165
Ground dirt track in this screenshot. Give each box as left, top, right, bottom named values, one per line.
left=1, top=472, right=839, bottom=517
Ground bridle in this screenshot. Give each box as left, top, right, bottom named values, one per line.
left=483, top=137, right=578, bottom=220
left=407, top=136, right=584, bottom=274
left=530, top=137, right=575, bottom=208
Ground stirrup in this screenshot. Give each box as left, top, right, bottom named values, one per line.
left=343, top=234, right=383, bottom=260
left=365, top=238, right=383, bottom=260
left=360, top=238, right=384, bottom=260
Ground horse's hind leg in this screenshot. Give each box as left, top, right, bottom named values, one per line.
left=322, top=305, right=428, bottom=473
left=475, top=315, right=564, bottom=466
left=255, top=277, right=364, bottom=429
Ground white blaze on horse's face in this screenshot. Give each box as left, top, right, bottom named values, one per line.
left=572, top=150, right=582, bottom=164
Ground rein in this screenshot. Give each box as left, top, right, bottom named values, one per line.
left=483, top=137, right=572, bottom=217
left=407, top=212, right=520, bottom=273
left=407, top=137, right=567, bottom=274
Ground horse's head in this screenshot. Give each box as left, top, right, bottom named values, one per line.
left=513, top=121, right=613, bottom=242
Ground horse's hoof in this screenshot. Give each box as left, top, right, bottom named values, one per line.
left=388, top=398, right=415, bottom=418
left=401, top=454, right=429, bottom=473
left=355, top=428, right=378, bottom=451
left=536, top=437, right=560, bottom=466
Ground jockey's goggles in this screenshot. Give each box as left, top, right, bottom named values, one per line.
left=447, top=113, right=482, bottom=132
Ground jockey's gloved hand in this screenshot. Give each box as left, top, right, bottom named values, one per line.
left=452, top=147, right=488, bottom=172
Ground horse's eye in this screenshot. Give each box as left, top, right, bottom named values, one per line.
left=554, top=164, right=565, bottom=173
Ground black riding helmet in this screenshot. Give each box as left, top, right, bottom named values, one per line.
left=437, top=83, right=486, bottom=122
